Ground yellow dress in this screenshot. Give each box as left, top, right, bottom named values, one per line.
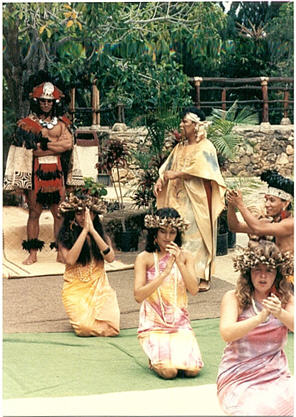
left=157, top=139, right=226, bottom=281
left=62, top=259, right=120, bottom=336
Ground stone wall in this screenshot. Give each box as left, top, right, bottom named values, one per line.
left=94, top=123, right=294, bottom=182
left=223, top=124, right=294, bottom=177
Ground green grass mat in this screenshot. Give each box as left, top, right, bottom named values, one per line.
left=3, top=318, right=294, bottom=400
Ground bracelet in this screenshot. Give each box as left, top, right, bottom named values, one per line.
left=102, top=246, right=111, bottom=255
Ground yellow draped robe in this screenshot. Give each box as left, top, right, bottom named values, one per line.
left=157, top=138, right=226, bottom=281
left=63, top=259, right=120, bottom=336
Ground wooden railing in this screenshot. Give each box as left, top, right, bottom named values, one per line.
left=69, top=77, right=294, bottom=126
left=190, top=77, right=294, bottom=124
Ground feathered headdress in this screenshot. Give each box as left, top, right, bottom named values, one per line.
left=30, top=82, right=65, bottom=103
left=260, top=170, right=294, bottom=201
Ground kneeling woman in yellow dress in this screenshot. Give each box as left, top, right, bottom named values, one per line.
left=57, top=193, right=120, bottom=337
left=134, top=207, right=203, bottom=379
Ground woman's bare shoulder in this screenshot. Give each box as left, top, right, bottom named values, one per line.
left=222, top=289, right=237, bottom=302
left=135, top=251, right=154, bottom=263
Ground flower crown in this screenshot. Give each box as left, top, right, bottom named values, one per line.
left=233, top=242, right=293, bottom=276
left=58, top=193, right=107, bottom=216
left=144, top=214, right=190, bottom=232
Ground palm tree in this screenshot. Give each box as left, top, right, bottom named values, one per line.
left=207, top=100, right=259, bottom=165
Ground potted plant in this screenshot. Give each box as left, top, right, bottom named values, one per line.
left=80, top=176, right=108, bottom=199
left=98, top=138, right=129, bottom=209
left=207, top=101, right=259, bottom=253
left=104, top=209, right=147, bottom=252
left=98, top=137, right=143, bottom=251
left=130, top=108, right=179, bottom=212
left=216, top=208, right=229, bottom=256
left=96, top=132, right=112, bottom=186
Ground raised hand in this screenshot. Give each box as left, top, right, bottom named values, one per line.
left=226, top=189, right=243, bottom=208
left=165, top=241, right=186, bottom=266
left=83, top=207, right=93, bottom=233
left=262, top=293, right=282, bottom=318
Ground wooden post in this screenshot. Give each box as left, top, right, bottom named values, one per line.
left=96, top=87, right=100, bottom=125
left=69, top=88, right=75, bottom=122
left=260, top=77, right=269, bottom=123
left=91, top=81, right=99, bottom=127
left=221, top=88, right=226, bottom=111
left=194, top=77, right=203, bottom=109
left=280, top=89, right=291, bottom=125
left=117, top=104, right=125, bottom=123
left=283, top=89, right=289, bottom=119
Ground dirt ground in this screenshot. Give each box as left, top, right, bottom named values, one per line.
left=3, top=233, right=235, bottom=333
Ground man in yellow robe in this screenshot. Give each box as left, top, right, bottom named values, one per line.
left=154, top=107, right=226, bottom=291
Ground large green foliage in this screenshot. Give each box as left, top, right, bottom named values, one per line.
left=207, top=101, right=259, bottom=163
left=2, top=2, right=226, bottom=131
left=219, top=1, right=292, bottom=77
left=2, top=2, right=293, bottom=135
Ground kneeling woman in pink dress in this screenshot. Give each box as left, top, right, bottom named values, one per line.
left=217, top=240, right=294, bottom=416
left=58, top=193, right=120, bottom=337
left=134, top=207, right=203, bottom=379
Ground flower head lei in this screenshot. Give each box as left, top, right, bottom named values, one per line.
left=58, top=193, right=107, bottom=216
left=233, top=242, right=293, bottom=276
left=144, top=214, right=190, bottom=233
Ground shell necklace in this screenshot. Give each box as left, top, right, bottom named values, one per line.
left=39, top=116, right=58, bottom=130
left=154, top=253, right=178, bottom=326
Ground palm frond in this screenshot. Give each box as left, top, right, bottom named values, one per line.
left=210, top=133, right=240, bottom=159
left=207, top=101, right=259, bottom=161
left=235, top=107, right=259, bottom=124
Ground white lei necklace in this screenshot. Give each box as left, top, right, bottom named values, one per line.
left=154, top=253, right=178, bottom=326
left=39, top=116, right=58, bottom=130
left=251, top=297, right=269, bottom=323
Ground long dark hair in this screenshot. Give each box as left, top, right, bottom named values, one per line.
left=145, top=207, right=183, bottom=253
left=58, top=211, right=107, bottom=265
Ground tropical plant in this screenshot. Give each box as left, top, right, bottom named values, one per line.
left=130, top=108, right=181, bottom=211
left=75, top=177, right=108, bottom=199
left=207, top=101, right=259, bottom=167
left=97, top=139, right=129, bottom=210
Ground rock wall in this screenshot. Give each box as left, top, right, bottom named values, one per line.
left=94, top=123, right=294, bottom=182
left=223, top=124, right=294, bottom=177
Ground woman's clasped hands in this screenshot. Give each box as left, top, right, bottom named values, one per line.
left=262, top=293, right=282, bottom=318
left=83, top=207, right=95, bottom=234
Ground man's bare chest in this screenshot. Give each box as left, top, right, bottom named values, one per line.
left=44, top=124, right=63, bottom=140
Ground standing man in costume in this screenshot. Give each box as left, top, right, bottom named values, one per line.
left=8, top=80, right=73, bottom=264
left=154, top=107, right=226, bottom=291
left=227, top=170, right=294, bottom=284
